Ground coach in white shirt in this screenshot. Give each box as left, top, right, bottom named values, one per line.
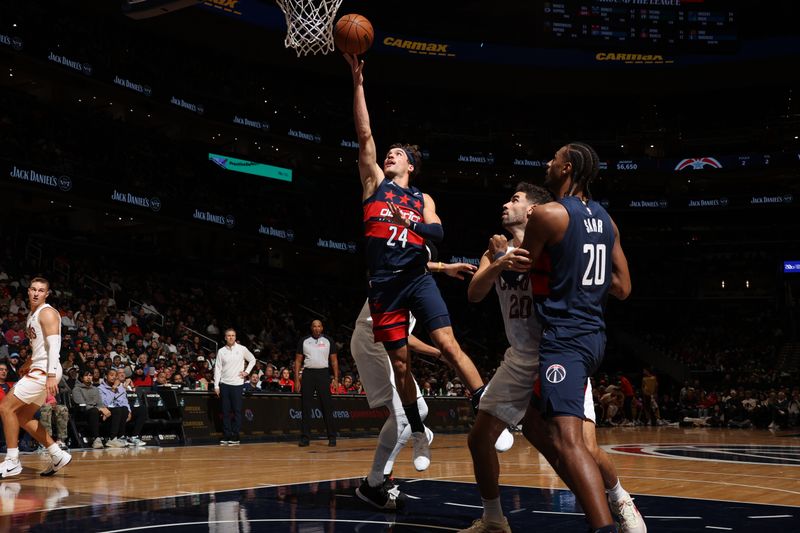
left=214, top=329, right=255, bottom=446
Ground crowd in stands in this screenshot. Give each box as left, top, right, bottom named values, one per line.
left=590, top=371, right=800, bottom=431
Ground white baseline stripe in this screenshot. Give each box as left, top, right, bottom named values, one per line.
left=645, top=515, right=703, bottom=520
left=747, top=514, right=794, bottom=519
left=532, top=510, right=584, bottom=516
left=705, top=527, right=732, bottom=530
left=101, top=518, right=460, bottom=533
left=444, top=502, right=483, bottom=509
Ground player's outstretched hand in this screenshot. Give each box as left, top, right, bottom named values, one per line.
left=343, top=53, right=364, bottom=87
left=442, top=262, right=477, bottom=280
left=386, top=201, right=409, bottom=227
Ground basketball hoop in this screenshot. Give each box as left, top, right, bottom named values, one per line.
left=275, top=0, right=343, bottom=57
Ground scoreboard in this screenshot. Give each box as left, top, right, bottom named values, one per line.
left=543, top=1, right=737, bottom=52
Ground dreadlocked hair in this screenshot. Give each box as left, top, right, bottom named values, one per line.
left=564, top=142, right=599, bottom=198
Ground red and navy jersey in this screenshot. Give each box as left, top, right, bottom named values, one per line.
left=535, top=196, right=615, bottom=337
left=363, top=179, right=427, bottom=275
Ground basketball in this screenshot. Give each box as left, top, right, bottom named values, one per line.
left=334, top=14, right=374, bottom=55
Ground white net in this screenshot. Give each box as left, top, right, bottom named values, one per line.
left=275, top=0, right=344, bottom=57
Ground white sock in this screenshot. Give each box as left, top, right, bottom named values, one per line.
left=47, top=443, right=61, bottom=457
left=482, top=496, right=504, bottom=524
left=607, top=480, right=630, bottom=503
left=368, top=415, right=399, bottom=488
left=6, top=448, right=19, bottom=462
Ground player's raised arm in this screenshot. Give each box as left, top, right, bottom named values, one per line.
left=467, top=249, right=499, bottom=303
left=344, top=53, right=383, bottom=199
left=608, top=219, right=632, bottom=300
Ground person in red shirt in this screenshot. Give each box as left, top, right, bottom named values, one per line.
left=278, top=368, right=295, bottom=393
left=0, top=362, right=13, bottom=401
left=127, top=318, right=143, bottom=339
left=4, top=322, right=26, bottom=348
left=341, top=374, right=358, bottom=394
left=0, top=362, right=13, bottom=449
left=617, top=373, right=635, bottom=423
left=131, top=366, right=153, bottom=388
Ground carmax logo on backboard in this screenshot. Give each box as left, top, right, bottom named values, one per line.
left=596, top=52, right=674, bottom=65
left=383, top=37, right=454, bottom=57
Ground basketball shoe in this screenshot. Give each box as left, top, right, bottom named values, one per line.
left=356, top=478, right=407, bottom=510
left=458, top=517, right=512, bottom=533
left=609, top=494, right=647, bottom=533
left=40, top=450, right=72, bottom=477
left=0, top=459, right=22, bottom=479
left=494, top=428, right=514, bottom=453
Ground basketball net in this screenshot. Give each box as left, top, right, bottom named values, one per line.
left=275, top=0, right=343, bottom=56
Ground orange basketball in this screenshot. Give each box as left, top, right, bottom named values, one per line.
left=334, top=14, right=374, bottom=55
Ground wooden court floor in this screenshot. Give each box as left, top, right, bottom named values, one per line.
left=2, top=427, right=798, bottom=531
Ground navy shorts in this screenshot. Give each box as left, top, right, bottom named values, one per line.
left=368, top=270, right=451, bottom=343
left=537, top=328, right=606, bottom=419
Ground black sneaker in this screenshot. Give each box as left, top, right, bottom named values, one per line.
left=298, top=439, right=310, bottom=447
left=383, top=474, right=399, bottom=493
left=355, top=478, right=405, bottom=511
left=328, top=438, right=337, bottom=447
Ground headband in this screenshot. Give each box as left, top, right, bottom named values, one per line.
left=402, top=148, right=416, bottom=167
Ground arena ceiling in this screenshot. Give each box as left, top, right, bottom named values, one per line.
left=94, top=0, right=800, bottom=94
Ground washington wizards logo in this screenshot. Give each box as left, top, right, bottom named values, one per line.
left=545, top=364, right=566, bottom=384
left=605, top=444, right=800, bottom=466
left=674, top=157, right=723, bottom=171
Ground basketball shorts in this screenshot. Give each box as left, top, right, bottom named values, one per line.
left=350, top=320, right=423, bottom=411
left=537, top=329, right=606, bottom=419
left=532, top=372, right=597, bottom=422
left=478, top=347, right=539, bottom=426
left=368, top=271, right=450, bottom=343
left=13, top=366, right=62, bottom=406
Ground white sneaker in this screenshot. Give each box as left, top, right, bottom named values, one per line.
left=411, top=431, right=431, bottom=471
left=106, top=438, right=127, bottom=448
left=0, top=459, right=22, bottom=479
left=458, top=517, right=511, bottom=533
left=610, top=494, right=647, bottom=533
left=494, top=428, right=514, bottom=453
left=92, top=437, right=104, bottom=449
left=40, top=451, right=72, bottom=477
left=128, top=436, right=147, bottom=447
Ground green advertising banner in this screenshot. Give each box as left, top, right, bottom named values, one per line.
left=209, top=152, right=292, bottom=182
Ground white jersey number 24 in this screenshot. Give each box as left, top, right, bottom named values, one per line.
left=386, top=225, right=408, bottom=248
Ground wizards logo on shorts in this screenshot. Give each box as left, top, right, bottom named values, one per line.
left=605, top=444, right=800, bottom=466
left=545, top=364, right=566, bottom=384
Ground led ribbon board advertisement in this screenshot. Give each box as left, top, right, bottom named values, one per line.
left=208, top=153, right=292, bottom=183
left=785, top=261, right=800, bottom=274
